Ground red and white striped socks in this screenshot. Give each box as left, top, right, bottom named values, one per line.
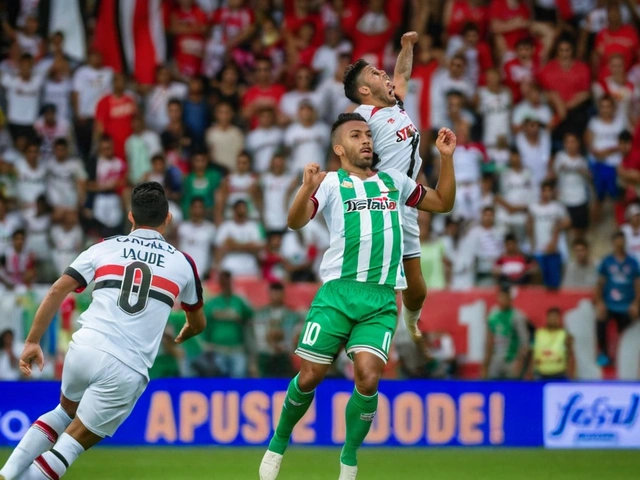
left=26, top=434, right=84, bottom=480
left=0, top=405, right=72, bottom=480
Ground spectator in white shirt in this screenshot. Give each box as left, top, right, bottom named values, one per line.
left=430, top=53, right=476, bottom=130
left=476, top=68, right=512, bottom=147
left=311, top=26, right=352, bottom=82
left=442, top=216, right=474, bottom=291
left=284, top=101, right=331, bottom=174
left=216, top=199, right=264, bottom=278
left=46, top=138, right=87, bottom=218
left=465, top=206, right=505, bottom=286
left=528, top=180, right=571, bottom=290
left=178, top=197, right=217, bottom=279
left=496, top=148, right=535, bottom=246
left=279, top=66, right=323, bottom=124
left=316, top=52, right=355, bottom=124
left=549, top=132, right=591, bottom=239
left=280, top=218, right=330, bottom=282
left=585, top=95, right=626, bottom=222
left=511, top=82, right=553, bottom=134
left=42, top=55, right=73, bottom=122
left=516, top=117, right=551, bottom=191
left=71, top=50, right=113, bottom=160
left=12, top=139, right=47, bottom=216
left=0, top=196, right=24, bottom=257
left=450, top=123, right=484, bottom=223
left=1, top=53, right=44, bottom=141
left=245, top=106, right=284, bottom=173
left=50, top=209, right=84, bottom=276
left=144, top=65, right=188, bottom=133
left=259, top=154, right=297, bottom=233
left=622, top=202, right=640, bottom=266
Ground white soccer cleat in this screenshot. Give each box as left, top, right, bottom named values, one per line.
left=259, top=450, right=283, bottom=480
left=338, top=463, right=358, bottom=480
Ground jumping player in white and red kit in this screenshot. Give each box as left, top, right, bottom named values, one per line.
left=344, top=31, right=430, bottom=343
left=0, top=182, right=206, bottom=480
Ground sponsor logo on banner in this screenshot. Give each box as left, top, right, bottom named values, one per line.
left=543, top=384, right=640, bottom=448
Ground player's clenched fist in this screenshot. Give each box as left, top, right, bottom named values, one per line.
left=302, top=163, right=327, bottom=188
left=401, top=31, right=419, bottom=48
left=435, top=128, right=457, bottom=157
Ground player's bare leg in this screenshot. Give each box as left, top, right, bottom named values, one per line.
left=20, top=416, right=103, bottom=480
left=0, top=395, right=78, bottom=480
left=260, top=360, right=331, bottom=480
left=339, top=351, right=386, bottom=480
left=401, top=256, right=427, bottom=343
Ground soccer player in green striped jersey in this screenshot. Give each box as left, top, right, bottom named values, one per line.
left=259, top=113, right=456, bottom=480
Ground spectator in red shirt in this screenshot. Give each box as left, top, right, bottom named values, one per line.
left=503, top=37, right=538, bottom=103
left=242, top=57, right=287, bottom=129
left=594, top=5, right=640, bottom=75
left=489, top=0, right=532, bottom=60
left=593, top=54, right=639, bottom=128
left=170, top=0, right=209, bottom=78
left=539, top=37, right=592, bottom=143
left=285, top=21, right=319, bottom=74
left=494, top=233, right=536, bottom=285
left=443, top=0, right=489, bottom=40
left=282, top=0, right=324, bottom=49
left=94, top=73, right=137, bottom=161
left=205, top=0, right=256, bottom=78
left=350, top=0, right=395, bottom=68
left=447, top=22, right=494, bottom=87
left=617, top=130, right=640, bottom=207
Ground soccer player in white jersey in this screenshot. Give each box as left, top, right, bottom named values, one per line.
left=259, top=113, right=456, bottom=480
left=0, top=183, right=206, bottom=480
left=345, top=31, right=429, bottom=344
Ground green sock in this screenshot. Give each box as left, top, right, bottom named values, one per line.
left=268, top=374, right=315, bottom=455
left=340, top=388, right=378, bottom=467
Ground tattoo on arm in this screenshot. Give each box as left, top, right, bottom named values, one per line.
left=394, top=45, right=414, bottom=82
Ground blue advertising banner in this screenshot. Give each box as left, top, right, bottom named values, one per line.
left=0, top=379, right=542, bottom=447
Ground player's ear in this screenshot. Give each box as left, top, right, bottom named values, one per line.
left=333, top=144, right=344, bottom=157
left=358, top=85, right=370, bottom=97
left=165, top=211, right=173, bottom=227
left=127, top=211, right=135, bottom=226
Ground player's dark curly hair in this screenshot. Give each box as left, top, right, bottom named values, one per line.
left=330, top=113, right=367, bottom=145
left=131, top=182, right=169, bottom=227
left=343, top=59, right=369, bottom=104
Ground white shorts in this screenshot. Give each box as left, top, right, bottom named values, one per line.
left=61, top=342, right=148, bottom=438
left=402, top=205, right=421, bottom=259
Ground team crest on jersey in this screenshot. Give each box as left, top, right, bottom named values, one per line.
left=344, top=197, right=397, bottom=212
left=387, top=118, right=395, bottom=124
left=341, top=179, right=354, bottom=188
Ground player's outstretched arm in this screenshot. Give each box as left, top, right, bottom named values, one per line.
left=175, top=308, right=207, bottom=344
left=393, top=31, right=419, bottom=100
left=288, top=163, right=326, bottom=230
left=416, top=128, right=457, bottom=214
left=20, top=274, right=82, bottom=376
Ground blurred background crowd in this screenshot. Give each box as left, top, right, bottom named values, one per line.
left=0, top=0, right=639, bottom=382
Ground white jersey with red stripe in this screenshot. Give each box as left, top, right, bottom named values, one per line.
left=354, top=101, right=423, bottom=181
left=65, top=228, right=203, bottom=378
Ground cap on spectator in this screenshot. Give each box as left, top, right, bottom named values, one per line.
left=626, top=203, right=640, bottom=220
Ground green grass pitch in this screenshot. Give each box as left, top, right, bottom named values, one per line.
left=2, top=447, right=639, bottom=479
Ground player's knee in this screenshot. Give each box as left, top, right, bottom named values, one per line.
left=353, top=367, right=381, bottom=396
left=297, top=362, right=326, bottom=392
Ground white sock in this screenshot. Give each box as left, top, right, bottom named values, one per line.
left=0, top=406, right=72, bottom=480
left=402, top=304, right=422, bottom=330
left=28, top=434, right=84, bottom=480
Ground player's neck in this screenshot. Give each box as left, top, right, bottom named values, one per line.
left=362, top=97, right=393, bottom=109
left=131, top=226, right=165, bottom=237
left=340, top=165, right=374, bottom=180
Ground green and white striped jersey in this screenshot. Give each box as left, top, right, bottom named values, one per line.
left=310, top=168, right=425, bottom=289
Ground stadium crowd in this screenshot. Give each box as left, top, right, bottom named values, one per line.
left=0, top=0, right=640, bottom=381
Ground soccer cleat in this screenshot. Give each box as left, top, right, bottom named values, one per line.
left=338, top=463, right=358, bottom=480
left=259, top=450, right=283, bottom=480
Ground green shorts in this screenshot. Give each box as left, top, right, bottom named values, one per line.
left=295, top=279, right=398, bottom=365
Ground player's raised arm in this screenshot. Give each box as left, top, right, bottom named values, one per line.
left=393, top=31, right=419, bottom=100
left=287, top=163, right=327, bottom=230
left=20, top=274, right=83, bottom=375
left=416, top=128, right=457, bottom=214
